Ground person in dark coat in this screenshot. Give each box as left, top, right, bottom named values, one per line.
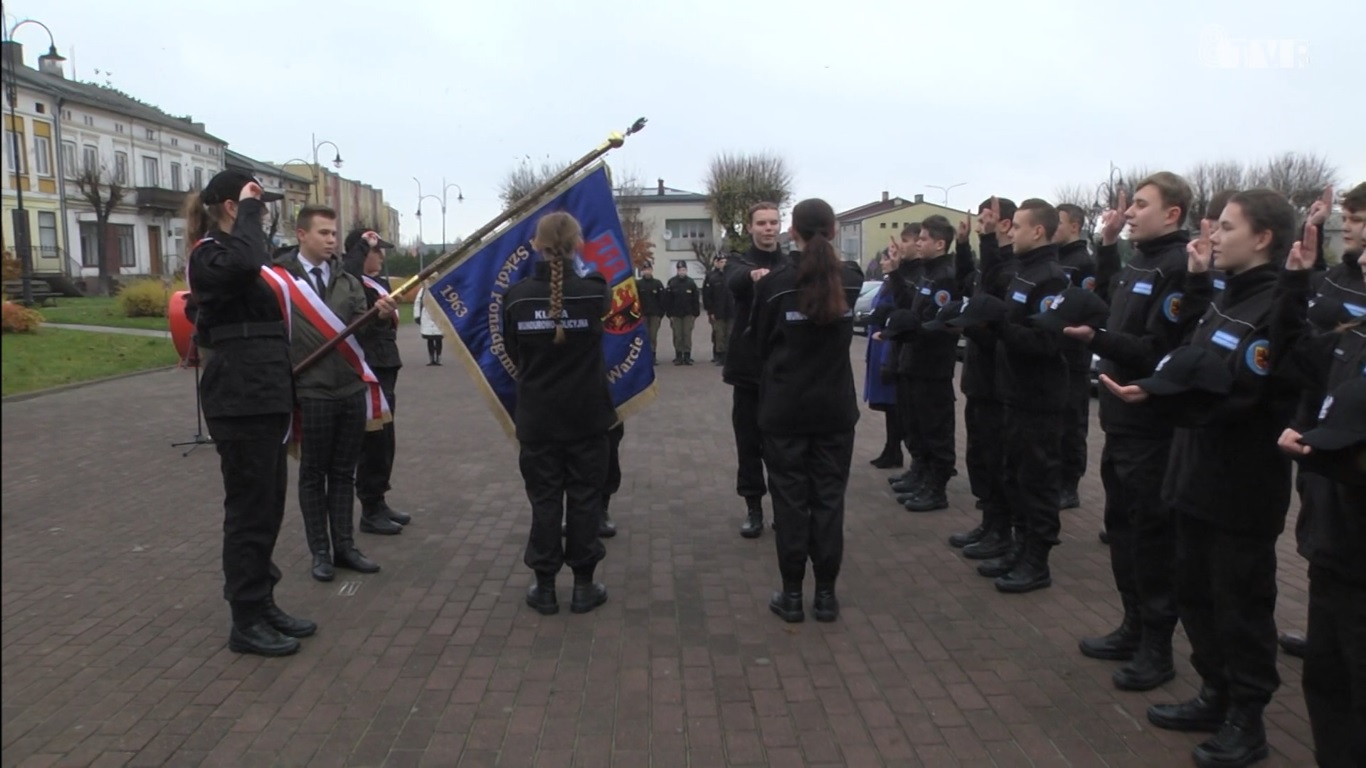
left=1103, top=189, right=1299, bottom=768
left=703, top=252, right=736, bottom=365
left=1272, top=181, right=1366, bottom=767
left=863, top=249, right=902, bottom=468
left=635, top=266, right=666, bottom=365
left=751, top=198, right=865, bottom=623
left=185, top=170, right=315, bottom=657
left=664, top=261, right=701, bottom=365
left=343, top=228, right=408, bottom=535
left=1052, top=203, right=1100, bottom=511
left=503, top=212, right=615, bottom=616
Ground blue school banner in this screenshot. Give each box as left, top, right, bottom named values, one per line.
left=421, top=163, right=657, bottom=438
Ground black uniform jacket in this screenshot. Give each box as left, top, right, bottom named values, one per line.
left=752, top=259, right=866, bottom=436
left=636, top=276, right=666, bottom=318
left=1155, top=265, right=1297, bottom=537
left=959, top=234, right=1015, bottom=401
left=703, top=268, right=736, bottom=320
left=188, top=198, right=293, bottom=423
left=1058, top=239, right=1100, bottom=373
left=342, top=241, right=402, bottom=370
left=723, top=244, right=794, bottom=388
left=884, top=252, right=960, bottom=379
left=989, top=243, right=1071, bottom=412
left=1091, top=231, right=1200, bottom=437
left=1274, top=265, right=1366, bottom=585
left=503, top=261, right=616, bottom=444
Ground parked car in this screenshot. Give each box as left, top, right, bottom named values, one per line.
left=852, top=280, right=882, bottom=334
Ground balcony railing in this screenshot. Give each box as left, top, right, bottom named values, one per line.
left=136, top=187, right=190, bottom=213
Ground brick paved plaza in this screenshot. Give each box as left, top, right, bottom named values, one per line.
left=1, top=327, right=1318, bottom=767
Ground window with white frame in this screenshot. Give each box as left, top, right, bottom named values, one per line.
left=33, top=135, right=52, bottom=176
left=142, top=156, right=159, bottom=187
left=664, top=219, right=713, bottom=251
left=82, top=145, right=98, bottom=174
left=114, top=152, right=128, bottom=185
left=193, top=166, right=203, bottom=190
left=61, top=142, right=76, bottom=178
left=79, top=221, right=99, bottom=267
left=3, top=129, right=22, bottom=173
left=37, top=212, right=59, bottom=251
left=170, top=162, right=182, bottom=191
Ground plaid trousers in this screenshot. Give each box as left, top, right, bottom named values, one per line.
left=297, top=391, right=367, bottom=556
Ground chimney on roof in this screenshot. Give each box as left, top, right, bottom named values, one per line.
left=914, top=193, right=924, bottom=204
left=881, top=190, right=889, bottom=202
left=1, top=42, right=21, bottom=70
left=657, top=178, right=664, bottom=196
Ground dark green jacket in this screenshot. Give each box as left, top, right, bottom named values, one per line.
left=273, top=248, right=372, bottom=400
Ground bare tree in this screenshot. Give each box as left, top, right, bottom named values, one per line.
left=609, top=165, right=656, bottom=269
left=691, top=240, right=720, bottom=275
left=704, top=152, right=794, bottom=252
left=1185, top=160, right=1247, bottom=225
left=1247, top=151, right=1338, bottom=211
left=498, top=157, right=572, bottom=211
left=1053, top=184, right=1093, bottom=209
left=73, top=165, right=128, bottom=296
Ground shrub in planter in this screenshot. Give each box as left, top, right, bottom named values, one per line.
left=118, top=278, right=187, bottom=318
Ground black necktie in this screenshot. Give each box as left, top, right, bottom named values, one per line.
left=310, top=266, right=326, bottom=301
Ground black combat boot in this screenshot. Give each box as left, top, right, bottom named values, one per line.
left=994, top=539, right=1053, bottom=593
left=890, top=462, right=927, bottom=495
left=1112, top=624, right=1176, bottom=691
left=683, top=353, right=693, bottom=366
left=962, top=523, right=1013, bottom=560
left=571, top=573, right=608, bottom=614
left=228, top=601, right=300, bottom=657
left=1277, top=632, right=1306, bottom=659
left=1191, top=704, right=1269, bottom=768
left=812, top=582, right=839, bottom=623
left=948, top=524, right=985, bottom=549
left=739, top=497, right=764, bottom=539
left=769, top=588, right=804, bottom=623
left=1079, top=596, right=1141, bottom=661
left=903, top=466, right=949, bottom=512
left=261, top=594, right=317, bottom=638
left=526, top=574, right=559, bottom=616
left=977, top=534, right=1025, bottom=578
left=1147, top=683, right=1229, bottom=733
left=360, top=503, right=402, bottom=535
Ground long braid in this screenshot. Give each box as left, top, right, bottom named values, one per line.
left=549, top=255, right=566, bottom=344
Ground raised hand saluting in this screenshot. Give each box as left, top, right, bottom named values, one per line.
left=1099, top=189, right=1128, bottom=246
left=1285, top=217, right=1319, bottom=272
left=1187, top=218, right=1213, bottom=274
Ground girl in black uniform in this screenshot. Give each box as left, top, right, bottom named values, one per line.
left=751, top=198, right=865, bottom=623
left=503, top=212, right=615, bottom=616
left=185, top=170, right=316, bottom=657
left=1273, top=182, right=1366, bottom=768
left=1103, top=189, right=1298, bottom=768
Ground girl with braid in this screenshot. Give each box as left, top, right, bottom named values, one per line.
left=503, top=212, right=616, bottom=616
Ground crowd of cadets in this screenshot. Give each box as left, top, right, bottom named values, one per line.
left=840, top=178, right=1364, bottom=768
left=189, top=163, right=1363, bottom=768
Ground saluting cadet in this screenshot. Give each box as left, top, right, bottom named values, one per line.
left=1103, top=188, right=1298, bottom=768
left=185, top=170, right=315, bottom=657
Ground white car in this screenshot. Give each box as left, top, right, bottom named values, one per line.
left=852, top=281, right=882, bottom=334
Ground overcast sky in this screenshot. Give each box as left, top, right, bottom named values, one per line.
left=7, top=0, right=1360, bottom=243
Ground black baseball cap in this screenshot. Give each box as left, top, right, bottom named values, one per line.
left=1299, top=378, right=1366, bottom=451
left=1307, top=294, right=1366, bottom=332
left=202, top=169, right=284, bottom=204
left=945, top=293, right=1007, bottom=329
left=343, top=230, right=397, bottom=252
left=1030, top=287, right=1110, bottom=332
left=923, top=299, right=965, bottom=331
left=1130, top=345, right=1234, bottom=396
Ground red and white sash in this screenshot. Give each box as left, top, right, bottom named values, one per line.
left=277, top=267, right=392, bottom=431
left=186, top=237, right=296, bottom=444
left=362, top=275, right=399, bottom=329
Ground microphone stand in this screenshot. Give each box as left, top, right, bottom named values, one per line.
left=171, top=337, right=214, bottom=457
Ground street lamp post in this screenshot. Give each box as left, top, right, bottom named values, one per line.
left=309, top=134, right=343, bottom=205
left=412, top=177, right=442, bottom=272
left=440, top=179, right=464, bottom=252
left=926, top=182, right=967, bottom=207
left=3, top=18, right=64, bottom=306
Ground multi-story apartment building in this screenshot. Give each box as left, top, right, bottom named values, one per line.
left=3, top=40, right=228, bottom=284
